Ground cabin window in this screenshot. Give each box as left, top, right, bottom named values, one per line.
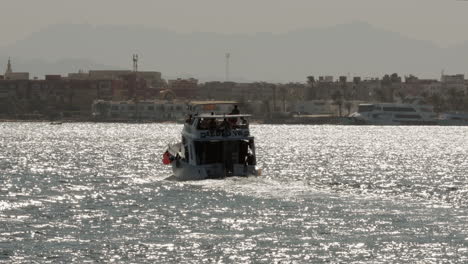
left=194, top=141, right=223, bottom=164
left=394, top=114, right=421, bottom=119
left=383, top=107, right=416, bottom=112
left=358, top=105, right=374, bottom=113
left=419, top=107, right=432, bottom=112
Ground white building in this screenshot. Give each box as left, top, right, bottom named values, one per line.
left=92, top=100, right=238, bottom=121
left=441, top=74, right=466, bottom=94
left=92, top=100, right=188, bottom=121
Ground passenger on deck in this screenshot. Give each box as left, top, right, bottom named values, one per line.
left=199, top=118, right=209, bottom=129
left=185, top=114, right=193, bottom=123
left=246, top=153, right=255, bottom=165
left=208, top=118, right=217, bottom=131
left=229, top=105, right=240, bottom=125
left=230, top=105, right=240, bottom=115
left=240, top=117, right=248, bottom=127
left=198, top=113, right=215, bottom=130
left=220, top=118, right=231, bottom=130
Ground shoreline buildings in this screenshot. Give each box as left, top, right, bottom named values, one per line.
left=1, top=58, right=468, bottom=121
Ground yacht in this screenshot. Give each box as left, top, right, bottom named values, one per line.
left=162, top=114, right=260, bottom=180
left=349, top=103, right=438, bottom=125
left=439, top=112, right=468, bottom=126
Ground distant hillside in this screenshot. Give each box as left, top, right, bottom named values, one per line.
left=1, top=22, right=467, bottom=81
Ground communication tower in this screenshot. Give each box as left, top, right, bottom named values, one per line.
left=133, top=54, right=139, bottom=72
left=225, top=53, right=230, bottom=82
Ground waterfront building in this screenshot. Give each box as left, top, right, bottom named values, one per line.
left=199, top=81, right=279, bottom=102
left=401, top=76, right=441, bottom=98
left=199, top=81, right=237, bottom=100
left=86, top=70, right=165, bottom=89
left=0, top=75, right=124, bottom=118
left=3, top=58, right=29, bottom=80
left=91, top=100, right=237, bottom=121
left=168, top=78, right=198, bottom=99
left=69, top=70, right=165, bottom=100
left=92, top=100, right=187, bottom=121
left=441, top=74, right=466, bottom=94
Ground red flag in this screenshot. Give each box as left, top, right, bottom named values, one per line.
left=162, top=151, right=171, bottom=165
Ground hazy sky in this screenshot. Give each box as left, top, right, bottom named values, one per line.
left=1, top=0, right=468, bottom=47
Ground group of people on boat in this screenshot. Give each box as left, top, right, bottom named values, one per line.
left=186, top=105, right=248, bottom=130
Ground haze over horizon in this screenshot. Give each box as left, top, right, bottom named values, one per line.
left=2, top=0, right=468, bottom=47
left=1, top=0, right=468, bottom=82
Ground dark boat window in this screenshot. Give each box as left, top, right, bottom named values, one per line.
left=184, top=145, right=189, bottom=161
left=194, top=140, right=248, bottom=165
left=358, top=105, right=374, bottom=113
left=419, top=107, right=432, bottom=112
left=181, top=137, right=189, bottom=160
left=189, top=145, right=194, bottom=162
left=394, top=114, right=421, bottom=119
left=383, top=107, right=416, bottom=112
left=195, top=141, right=223, bottom=164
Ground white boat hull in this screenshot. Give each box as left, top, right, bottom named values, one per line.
left=171, top=159, right=258, bottom=180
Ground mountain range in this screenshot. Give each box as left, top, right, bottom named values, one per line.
left=1, top=21, right=467, bottom=82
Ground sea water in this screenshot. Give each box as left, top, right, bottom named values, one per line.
left=1, top=123, right=468, bottom=263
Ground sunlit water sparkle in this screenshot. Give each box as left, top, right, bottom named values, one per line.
left=1, top=123, right=468, bottom=263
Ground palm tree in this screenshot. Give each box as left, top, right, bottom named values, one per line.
left=427, top=93, right=444, bottom=113
left=447, top=88, right=464, bottom=111
left=306, top=76, right=316, bottom=100
left=331, top=90, right=343, bottom=117
left=279, top=86, right=287, bottom=112
left=345, top=101, right=353, bottom=116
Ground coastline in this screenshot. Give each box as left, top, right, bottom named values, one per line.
left=0, top=117, right=349, bottom=125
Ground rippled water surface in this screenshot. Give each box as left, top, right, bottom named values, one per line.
left=1, top=123, right=468, bottom=263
